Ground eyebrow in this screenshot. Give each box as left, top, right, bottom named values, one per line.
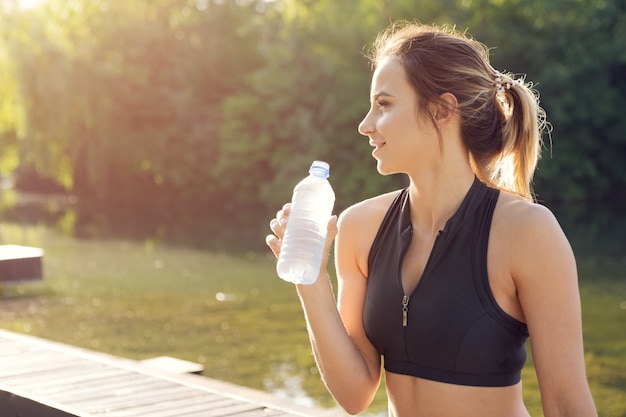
left=371, top=91, right=394, bottom=101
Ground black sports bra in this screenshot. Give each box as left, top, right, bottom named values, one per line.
left=363, top=178, right=529, bottom=387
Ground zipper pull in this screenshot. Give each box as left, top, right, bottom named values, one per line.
left=402, top=295, right=410, bottom=327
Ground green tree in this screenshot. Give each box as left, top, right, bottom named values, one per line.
left=215, top=0, right=407, bottom=213
left=0, top=28, right=22, bottom=177
left=1, top=0, right=623, bottom=248
left=449, top=0, right=626, bottom=201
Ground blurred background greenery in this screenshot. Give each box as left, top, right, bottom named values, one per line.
left=0, top=0, right=624, bottom=249
left=0, top=0, right=624, bottom=416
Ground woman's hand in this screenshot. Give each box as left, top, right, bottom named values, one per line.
left=265, top=203, right=290, bottom=259
left=265, top=203, right=338, bottom=268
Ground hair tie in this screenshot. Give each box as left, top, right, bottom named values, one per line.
left=494, top=71, right=513, bottom=93
left=494, top=70, right=522, bottom=94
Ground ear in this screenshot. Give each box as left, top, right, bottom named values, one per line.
left=433, top=93, right=458, bottom=125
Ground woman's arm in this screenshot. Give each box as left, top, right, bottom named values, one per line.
left=510, top=203, right=597, bottom=417
left=266, top=203, right=382, bottom=414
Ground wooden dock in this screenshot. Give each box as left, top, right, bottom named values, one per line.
left=0, top=329, right=346, bottom=417
left=0, top=245, right=44, bottom=284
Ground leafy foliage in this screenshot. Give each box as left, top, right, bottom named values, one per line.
left=0, top=0, right=624, bottom=248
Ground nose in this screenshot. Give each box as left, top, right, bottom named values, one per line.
left=358, top=109, right=375, bottom=136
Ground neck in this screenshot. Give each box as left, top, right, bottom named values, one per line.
left=406, top=161, right=475, bottom=236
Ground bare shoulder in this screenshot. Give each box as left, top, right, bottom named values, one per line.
left=494, top=192, right=566, bottom=240
left=338, top=189, right=400, bottom=228
left=493, top=191, right=575, bottom=283
left=336, top=190, right=402, bottom=276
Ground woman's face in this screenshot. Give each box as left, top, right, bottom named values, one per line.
left=358, top=56, right=439, bottom=176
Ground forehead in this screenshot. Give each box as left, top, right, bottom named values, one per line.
left=370, top=56, right=412, bottom=97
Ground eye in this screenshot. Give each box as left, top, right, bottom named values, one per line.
left=376, top=100, right=390, bottom=111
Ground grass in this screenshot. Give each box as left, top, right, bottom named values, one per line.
left=0, top=222, right=333, bottom=407
left=0, top=222, right=624, bottom=416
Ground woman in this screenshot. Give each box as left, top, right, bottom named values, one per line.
left=266, top=22, right=597, bottom=417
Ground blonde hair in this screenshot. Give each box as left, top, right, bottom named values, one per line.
left=367, top=22, right=548, bottom=201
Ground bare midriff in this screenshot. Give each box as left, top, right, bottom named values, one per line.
left=384, top=372, right=531, bottom=417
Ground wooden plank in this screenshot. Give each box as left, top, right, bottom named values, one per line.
left=104, top=394, right=251, bottom=417
left=76, top=384, right=210, bottom=413
left=192, top=408, right=290, bottom=417
left=230, top=409, right=295, bottom=417
left=0, top=357, right=86, bottom=379
left=47, top=372, right=168, bottom=399
left=139, top=355, right=204, bottom=374
left=85, top=389, right=206, bottom=413
left=0, top=245, right=44, bottom=283
left=0, top=385, right=94, bottom=417
left=0, top=361, right=105, bottom=383
left=0, top=389, right=78, bottom=417
left=0, top=329, right=346, bottom=417
left=18, top=368, right=133, bottom=393
left=153, top=401, right=263, bottom=417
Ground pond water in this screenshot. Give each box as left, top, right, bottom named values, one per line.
left=0, top=189, right=624, bottom=416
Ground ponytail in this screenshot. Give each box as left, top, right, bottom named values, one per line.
left=490, top=72, right=548, bottom=201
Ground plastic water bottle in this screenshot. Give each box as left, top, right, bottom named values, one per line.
left=277, top=161, right=335, bottom=285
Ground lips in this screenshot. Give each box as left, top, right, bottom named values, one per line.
left=369, top=140, right=386, bottom=149
left=370, top=140, right=386, bottom=156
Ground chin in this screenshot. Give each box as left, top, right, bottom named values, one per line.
left=375, top=160, right=398, bottom=176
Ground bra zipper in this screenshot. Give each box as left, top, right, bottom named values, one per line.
left=398, top=225, right=413, bottom=328
left=400, top=228, right=446, bottom=328
left=402, top=294, right=410, bottom=327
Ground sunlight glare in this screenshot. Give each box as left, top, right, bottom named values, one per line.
left=18, top=0, right=47, bottom=9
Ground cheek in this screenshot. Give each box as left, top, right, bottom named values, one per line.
left=376, top=112, right=403, bottom=137
left=379, top=111, right=419, bottom=143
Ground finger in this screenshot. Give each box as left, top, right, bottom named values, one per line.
left=265, top=234, right=281, bottom=258
left=276, top=206, right=290, bottom=226
left=269, top=217, right=279, bottom=233
left=276, top=203, right=290, bottom=218
left=273, top=207, right=290, bottom=237
left=278, top=203, right=291, bottom=224
left=269, top=217, right=286, bottom=239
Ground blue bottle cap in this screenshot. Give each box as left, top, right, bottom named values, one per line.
left=309, top=160, right=330, bottom=178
